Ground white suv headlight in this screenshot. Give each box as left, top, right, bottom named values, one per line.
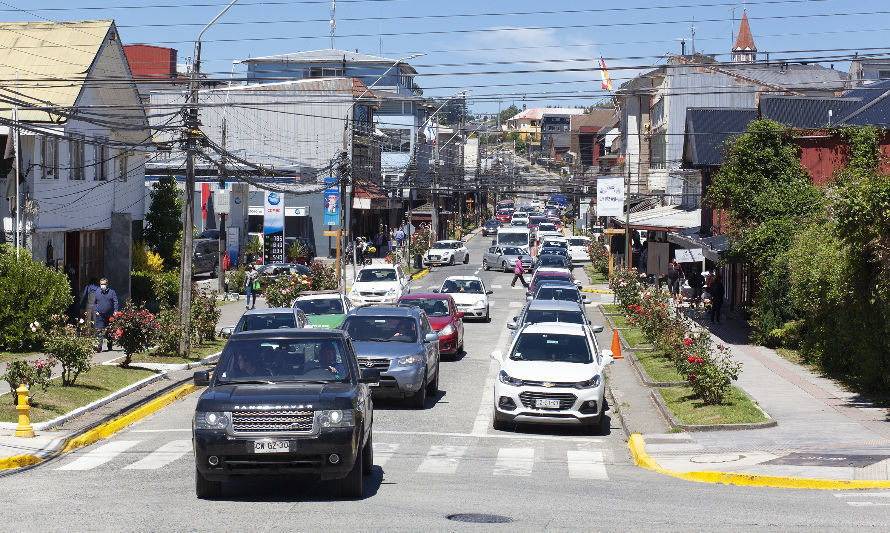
left=475, top=300, right=486, bottom=308
left=498, top=370, right=523, bottom=387
left=575, top=375, right=601, bottom=389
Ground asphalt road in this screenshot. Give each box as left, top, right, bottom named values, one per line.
left=0, top=232, right=887, bottom=531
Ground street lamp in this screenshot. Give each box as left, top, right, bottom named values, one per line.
left=178, top=0, right=240, bottom=356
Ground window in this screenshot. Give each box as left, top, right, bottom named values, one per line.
left=69, top=137, right=84, bottom=180
left=309, top=67, right=344, bottom=78
left=118, top=152, right=128, bottom=182
left=41, top=136, right=58, bottom=179
left=96, top=141, right=107, bottom=181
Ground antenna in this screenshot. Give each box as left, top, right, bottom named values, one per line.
left=330, top=0, right=336, bottom=49
left=691, top=17, right=696, bottom=54
left=729, top=7, right=736, bottom=49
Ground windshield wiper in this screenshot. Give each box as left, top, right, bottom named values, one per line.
left=360, top=337, right=393, bottom=342
left=275, top=379, right=332, bottom=384
left=218, top=379, right=275, bottom=385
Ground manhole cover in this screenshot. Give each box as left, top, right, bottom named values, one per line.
left=690, top=454, right=745, bottom=464
left=446, top=513, right=513, bottom=524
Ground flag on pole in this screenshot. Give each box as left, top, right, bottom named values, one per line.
left=600, top=57, right=613, bottom=91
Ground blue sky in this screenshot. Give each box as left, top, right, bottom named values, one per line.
left=5, top=0, right=889, bottom=112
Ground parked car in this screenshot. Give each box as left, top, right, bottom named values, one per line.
left=294, top=291, right=353, bottom=329
left=434, top=275, right=493, bottom=321
left=507, top=299, right=596, bottom=336
left=491, top=323, right=613, bottom=432
left=192, top=239, right=219, bottom=277
left=198, top=229, right=220, bottom=240
left=423, top=240, right=469, bottom=266
left=348, top=265, right=410, bottom=306
left=399, top=293, right=464, bottom=357
left=482, top=245, right=533, bottom=272
left=191, top=329, right=378, bottom=499
left=341, top=305, right=440, bottom=408
left=567, top=236, right=591, bottom=263
left=482, top=219, right=501, bottom=237
left=220, top=307, right=309, bottom=338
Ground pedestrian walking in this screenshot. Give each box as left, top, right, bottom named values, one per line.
left=689, top=268, right=705, bottom=304
left=80, top=277, right=100, bottom=332
left=708, top=272, right=724, bottom=324
left=511, top=256, right=529, bottom=288
left=395, top=227, right=406, bottom=249
left=374, top=231, right=384, bottom=258
left=245, top=265, right=260, bottom=309
left=93, top=278, right=119, bottom=352
left=667, top=259, right=682, bottom=298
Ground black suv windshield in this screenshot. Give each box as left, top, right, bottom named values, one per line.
left=235, top=312, right=297, bottom=332
left=400, top=298, right=450, bottom=317
left=343, top=316, right=417, bottom=342
left=217, top=338, right=351, bottom=383
left=294, top=298, right=344, bottom=315
left=356, top=268, right=396, bottom=282
left=510, top=333, right=591, bottom=363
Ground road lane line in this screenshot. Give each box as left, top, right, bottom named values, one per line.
left=834, top=492, right=890, bottom=498
left=509, top=301, right=522, bottom=308
left=124, top=439, right=192, bottom=470
left=494, top=447, right=534, bottom=477
left=567, top=450, right=608, bottom=480
left=474, top=269, right=480, bottom=275
left=470, top=322, right=512, bottom=436
left=416, top=445, right=468, bottom=474
left=57, top=440, right=140, bottom=471
left=376, top=430, right=599, bottom=443
left=491, top=284, right=503, bottom=289
left=373, top=443, right=400, bottom=467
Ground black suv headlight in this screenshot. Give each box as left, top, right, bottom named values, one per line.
left=195, top=411, right=230, bottom=430
left=315, top=410, right=356, bottom=428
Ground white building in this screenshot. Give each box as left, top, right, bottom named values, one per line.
left=0, top=20, right=148, bottom=299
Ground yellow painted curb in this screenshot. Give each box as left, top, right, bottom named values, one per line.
left=582, top=288, right=614, bottom=294
left=0, top=453, right=43, bottom=470
left=60, top=383, right=198, bottom=454
left=412, top=269, right=430, bottom=280
left=628, top=433, right=890, bottom=490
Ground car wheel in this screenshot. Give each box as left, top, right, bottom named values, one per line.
left=362, top=430, right=373, bottom=476
left=585, top=413, right=605, bottom=435
left=449, top=255, right=455, bottom=266
left=463, top=254, right=469, bottom=264
left=340, top=444, right=364, bottom=498
left=492, top=408, right=511, bottom=431
left=410, top=372, right=428, bottom=408
left=484, top=306, right=490, bottom=322
left=195, top=468, right=222, bottom=500
left=482, top=259, right=489, bottom=271
left=502, top=261, right=509, bottom=272
left=427, top=363, right=439, bottom=395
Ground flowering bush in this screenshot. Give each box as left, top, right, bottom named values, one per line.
left=2, top=358, right=53, bottom=404
left=306, top=261, right=339, bottom=291
left=191, top=289, right=221, bottom=345
left=154, top=306, right=185, bottom=357
left=408, top=223, right=433, bottom=258
left=264, top=273, right=311, bottom=308
left=677, top=343, right=742, bottom=404
left=111, top=302, right=159, bottom=367
left=44, top=321, right=94, bottom=386
left=587, top=239, right=610, bottom=275
left=384, top=253, right=397, bottom=264
left=611, top=268, right=643, bottom=310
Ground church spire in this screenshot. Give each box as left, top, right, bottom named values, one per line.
left=732, top=10, right=757, bottom=63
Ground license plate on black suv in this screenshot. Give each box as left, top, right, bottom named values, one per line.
left=253, top=440, right=291, bottom=453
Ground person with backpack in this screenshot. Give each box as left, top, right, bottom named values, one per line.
left=511, top=256, right=529, bottom=288
left=245, top=265, right=260, bottom=309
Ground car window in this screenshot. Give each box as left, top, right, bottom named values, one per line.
left=489, top=246, right=497, bottom=253
left=294, top=298, right=344, bottom=316
left=441, top=279, right=483, bottom=293
left=509, top=333, right=591, bottom=363
left=216, top=338, right=351, bottom=383
left=356, top=268, right=396, bottom=282
left=421, top=315, right=433, bottom=336
left=524, top=310, right=585, bottom=325
left=432, top=242, right=451, bottom=249
left=342, top=316, right=417, bottom=343
left=397, top=266, right=405, bottom=280
left=400, top=298, right=450, bottom=317
left=236, top=312, right=297, bottom=332
left=536, top=287, right=582, bottom=303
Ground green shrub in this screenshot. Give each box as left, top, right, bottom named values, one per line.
left=44, top=322, right=94, bottom=386
left=154, top=306, right=185, bottom=357
left=152, top=270, right=180, bottom=308
left=0, top=246, right=73, bottom=351
left=191, top=289, right=221, bottom=345
left=227, top=265, right=247, bottom=295
left=2, top=358, right=53, bottom=404
left=111, top=303, right=159, bottom=367
left=766, top=320, right=803, bottom=349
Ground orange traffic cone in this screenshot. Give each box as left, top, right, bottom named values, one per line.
left=611, top=328, right=623, bottom=359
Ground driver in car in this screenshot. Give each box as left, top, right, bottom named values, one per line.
left=308, top=342, right=345, bottom=378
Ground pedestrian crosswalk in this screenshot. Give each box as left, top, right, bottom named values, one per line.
left=53, top=436, right=613, bottom=481
left=834, top=491, right=890, bottom=507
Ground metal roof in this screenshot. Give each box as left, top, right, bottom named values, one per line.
left=0, top=20, right=114, bottom=122
left=242, top=49, right=418, bottom=75
left=683, top=108, right=757, bottom=166
left=835, top=80, right=890, bottom=126
left=759, top=95, right=860, bottom=128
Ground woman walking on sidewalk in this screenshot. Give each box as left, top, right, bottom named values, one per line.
left=244, top=265, right=259, bottom=309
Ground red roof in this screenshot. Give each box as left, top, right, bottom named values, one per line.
left=733, top=11, right=756, bottom=51
left=124, top=44, right=178, bottom=79
left=352, top=78, right=375, bottom=98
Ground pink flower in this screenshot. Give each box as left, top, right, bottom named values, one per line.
left=115, top=329, right=123, bottom=338
left=689, top=374, right=697, bottom=381
left=684, top=339, right=692, bottom=346
left=696, top=357, right=703, bottom=364
left=687, top=355, right=695, bottom=363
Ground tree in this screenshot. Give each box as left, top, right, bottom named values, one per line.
left=499, top=105, right=520, bottom=126
left=143, top=175, right=183, bottom=268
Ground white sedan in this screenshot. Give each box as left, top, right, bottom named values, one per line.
left=491, top=322, right=613, bottom=432
left=424, top=240, right=469, bottom=266
left=435, top=276, right=492, bottom=321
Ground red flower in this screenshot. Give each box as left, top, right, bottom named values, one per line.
left=684, top=338, right=692, bottom=346
left=689, top=374, right=697, bottom=381
left=108, top=316, right=114, bottom=322
left=696, top=357, right=703, bottom=364
left=687, top=355, right=695, bottom=363
left=115, top=329, right=123, bottom=338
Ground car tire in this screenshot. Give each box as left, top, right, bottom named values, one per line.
left=502, top=261, right=509, bottom=272
left=463, top=254, right=469, bottom=264
left=449, top=255, right=455, bottom=266
left=362, top=430, right=374, bottom=476
left=340, top=445, right=364, bottom=498
left=484, top=307, right=490, bottom=322
left=410, top=372, right=428, bottom=408
left=492, top=408, right=511, bottom=431
left=195, top=468, right=222, bottom=500
left=427, top=364, right=439, bottom=395
left=482, top=259, right=489, bottom=271
left=584, top=413, right=605, bottom=435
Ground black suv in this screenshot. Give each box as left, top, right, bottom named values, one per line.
left=192, top=329, right=379, bottom=499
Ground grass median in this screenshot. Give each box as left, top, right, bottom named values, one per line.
left=635, top=349, right=684, bottom=383
left=0, top=365, right=157, bottom=423
left=582, top=266, right=609, bottom=285
left=658, top=385, right=767, bottom=425
left=129, top=338, right=226, bottom=366
left=601, top=303, right=623, bottom=314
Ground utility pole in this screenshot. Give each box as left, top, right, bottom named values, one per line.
left=217, top=116, right=227, bottom=294
left=179, top=0, right=239, bottom=356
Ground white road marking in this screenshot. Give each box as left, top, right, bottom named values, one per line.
left=846, top=502, right=890, bottom=507
left=375, top=430, right=599, bottom=443
left=427, top=285, right=438, bottom=290
left=494, top=447, right=534, bottom=477
left=474, top=269, right=480, bottom=275
left=509, top=301, right=522, bottom=308
left=491, top=284, right=504, bottom=289
left=416, top=445, right=468, bottom=474
left=57, top=440, right=141, bottom=471
left=834, top=492, right=890, bottom=498
left=566, top=450, right=608, bottom=480
left=124, top=439, right=192, bottom=470
left=470, top=322, right=512, bottom=436
left=373, top=442, right=400, bottom=467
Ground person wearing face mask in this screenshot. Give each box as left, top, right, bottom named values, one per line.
left=93, top=277, right=119, bottom=352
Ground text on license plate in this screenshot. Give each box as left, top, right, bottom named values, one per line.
left=535, top=398, right=560, bottom=409
left=253, top=440, right=290, bottom=453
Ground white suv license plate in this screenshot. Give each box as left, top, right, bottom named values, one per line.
left=253, top=440, right=291, bottom=453
left=535, top=398, right=561, bottom=409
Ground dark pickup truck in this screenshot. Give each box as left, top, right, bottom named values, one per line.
left=192, top=329, right=379, bottom=499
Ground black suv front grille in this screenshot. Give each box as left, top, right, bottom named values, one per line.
left=231, top=410, right=314, bottom=434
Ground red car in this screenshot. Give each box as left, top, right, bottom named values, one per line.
left=398, top=293, right=465, bottom=357
left=496, top=209, right=513, bottom=223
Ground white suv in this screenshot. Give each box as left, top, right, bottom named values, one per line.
left=348, top=265, right=410, bottom=306
left=491, top=323, right=613, bottom=432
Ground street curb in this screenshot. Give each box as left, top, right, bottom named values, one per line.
left=626, top=351, right=687, bottom=388
left=411, top=269, right=430, bottom=280
left=0, top=381, right=201, bottom=471
left=581, top=288, right=614, bottom=294
left=649, top=389, right=778, bottom=432
left=628, top=433, right=890, bottom=489
left=124, top=351, right=222, bottom=372
left=605, top=375, right=632, bottom=441
left=0, top=371, right=168, bottom=431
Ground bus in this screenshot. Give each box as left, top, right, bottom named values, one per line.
left=549, top=194, right=568, bottom=208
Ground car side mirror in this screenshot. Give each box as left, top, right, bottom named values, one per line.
left=359, top=368, right=381, bottom=384
left=220, top=326, right=233, bottom=338
left=507, top=319, right=517, bottom=329
left=591, top=325, right=604, bottom=333
left=574, top=280, right=582, bottom=287
left=432, top=289, right=439, bottom=293
left=456, top=311, right=465, bottom=319
left=490, top=351, right=503, bottom=362
left=193, top=370, right=211, bottom=387
left=486, top=290, right=494, bottom=295
left=424, top=333, right=439, bottom=343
